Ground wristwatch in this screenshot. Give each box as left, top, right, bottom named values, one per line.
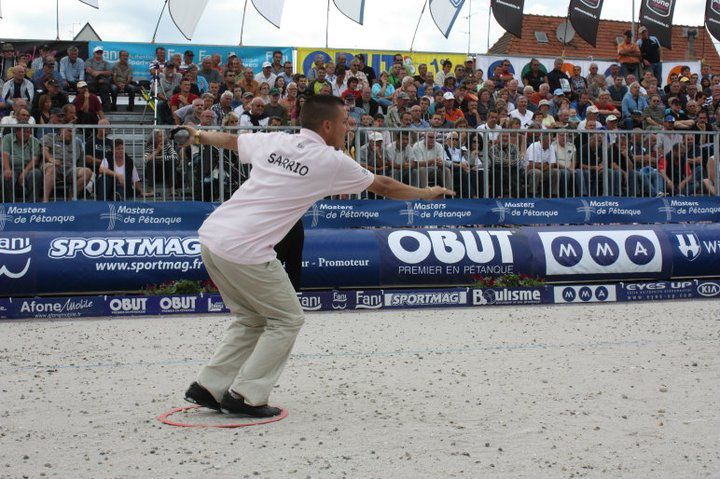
left=193, top=130, right=202, bottom=145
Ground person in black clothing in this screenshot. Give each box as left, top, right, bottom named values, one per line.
left=356, top=54, right=376, bottom=86
left=637, top=26, right=663, bottom=87
left=547, top=58, right=569, bottom=94
left=274, top=221, right=304, bottom=292
left=96, top=139, right=145, bottom=200
left=522, top=58, right=547, bottom=91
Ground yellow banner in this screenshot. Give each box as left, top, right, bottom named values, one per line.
left=297, top=47, right=467, bottom=78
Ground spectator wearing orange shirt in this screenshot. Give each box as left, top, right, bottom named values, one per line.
left=442, top=92, right=465, bottom=123
left=617, top=30, right=642, bottom=79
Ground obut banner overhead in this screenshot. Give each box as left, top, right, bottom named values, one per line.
left=297, top=47, right=466, bottom=79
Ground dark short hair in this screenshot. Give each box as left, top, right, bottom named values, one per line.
left=299, top=95, right=344, bottom=131
left=113, top=138, right=125, bottom=148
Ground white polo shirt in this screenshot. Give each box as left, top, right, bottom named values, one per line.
left=199, top=129, right=375, bottom=265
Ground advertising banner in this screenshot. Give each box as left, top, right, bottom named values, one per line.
left=568, top=0, right=604, bottom=47
left=639, top=0, right=677, bottom=49
left=297, top=47, right=466, bottom=79
left=375, top=228, right=531, bottom=285
left=707, top=0, right=720, bottom=43
left=491, top=0, right=525, bottom=38
left=3, top=224, right=720, bottom=295
left=4, top=198, right=718, bottom=234
left=88, top=41, right=292, bottom=82
left=4, top=280, right=720, bottom=320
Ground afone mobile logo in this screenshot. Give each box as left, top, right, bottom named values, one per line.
left=0, top=237, right=32, bottom=279
left=387, top=230, right=514, bottom=264
left=645, top=0, right=672, bottom=17
left=675, top=233, right=701, bottom=261
left=539, top=231, right=662, bottom=275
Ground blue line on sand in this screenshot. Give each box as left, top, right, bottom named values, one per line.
left=3, top=337, right=710, bottom=374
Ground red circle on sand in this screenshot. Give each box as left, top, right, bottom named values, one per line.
left=157, top=405, right=288, bottom=428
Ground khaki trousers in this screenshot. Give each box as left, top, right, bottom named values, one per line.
left=198, top=246, right=305, bottom=406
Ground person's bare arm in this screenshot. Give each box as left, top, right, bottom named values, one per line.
left=181, top=125, right=238, bottom=151
left=368, top=175, right=453, bottom=199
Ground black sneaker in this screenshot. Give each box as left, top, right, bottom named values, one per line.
left=220, top=391, right=282, bottom=418
left=184, top=382, right=221, bottom=411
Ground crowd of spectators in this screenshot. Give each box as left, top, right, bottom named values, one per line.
left=1, top=36, right=719, bottom=203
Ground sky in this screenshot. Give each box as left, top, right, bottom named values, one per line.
left=0, top=0, right=717, bottom=55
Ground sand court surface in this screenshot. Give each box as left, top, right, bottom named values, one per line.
left=1, top=301, right=719, bottom=478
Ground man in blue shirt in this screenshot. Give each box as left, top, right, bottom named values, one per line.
left=59, top=46, right=85, bottom=92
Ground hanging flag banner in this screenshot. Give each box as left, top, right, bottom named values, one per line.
left=429, top=0, right=466, bottom=38
left=706, top=0, right=720, bottom=43
left=252, top=0, right=285, bottom=28
left=639, top=0, right=677, bottom=49
left=78, top=0, right=99, bottom=7
left=334, top=0, right=365, bottom=24
left=168, top=0, right=210, bottom=40
left=568, top=0, right=604, bottom=47
left=297, top=47, right=466, bottom=78
left=491, top=0, right=524, bottom=38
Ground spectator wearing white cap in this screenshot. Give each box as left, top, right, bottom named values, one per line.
left=358, top=131, right=393, bottom=178
left=85, top=46, right=112, bottom=111
left=577, top=106, right=603, bottom=131
left=255, top=61, right=277, bottom=87
left=443, top=91, right=465, bottom=123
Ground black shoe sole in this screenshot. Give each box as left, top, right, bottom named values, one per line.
left=220, top=392, right=282, bottom=418
left=184, top=382, right=221, bottom=412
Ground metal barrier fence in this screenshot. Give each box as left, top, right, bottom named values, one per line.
left=1, top=123, right=718, bottom=202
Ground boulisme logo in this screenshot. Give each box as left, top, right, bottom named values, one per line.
left=646, top=0, right=672, bottom=17
left=579, top=0, right=601, bottom=9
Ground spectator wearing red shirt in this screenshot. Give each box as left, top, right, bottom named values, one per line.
left=170, top=79, right=198, bottom=117
left=72, top=81, right=105, bottom=125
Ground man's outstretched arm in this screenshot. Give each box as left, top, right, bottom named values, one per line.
left=180, top=125, right=238, bottom=151
left=368, top=175, right=454, bottom=200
